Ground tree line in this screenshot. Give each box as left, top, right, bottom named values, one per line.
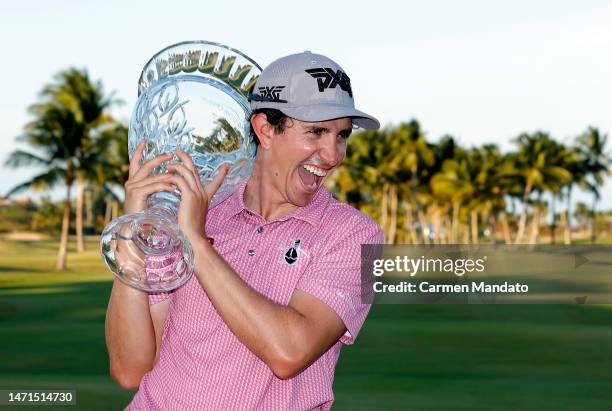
left=328, top=121, right=611, bottom=245
left=4, top=68, right=611, bottom=270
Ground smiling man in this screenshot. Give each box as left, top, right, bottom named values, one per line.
left=106, top=51, right=382, bottom=410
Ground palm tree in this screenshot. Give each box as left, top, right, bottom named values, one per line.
left=396, top=121, right=435, bottom=242
left=42, top=68, right=118, bottom=252
left=503, top=132, right=572, bottom=243
left=425, top=136, right=458, bottom=244
left=327, top=128, right=381, bottom=213
left=327, top=126, right=398, bottom=242
left=5, top=68, right=118, bottom=268
left=559, top=145, right=586, bottom=244
left=328, top=121, right=435, bottom=244
left=6, top=104, right=78, bottom=269
left=531, top=138, right=574, bottom=244
left=430, top=146, right=475, bottom=243
left=575, top=127, right=611, bottom=243
left=95, top=123, right=130, bottom=226
left=429, top=142, right=504, bottom=244
left=464, top=145, right=509, bottom=244
left=573, top=202, right=591, bottom=229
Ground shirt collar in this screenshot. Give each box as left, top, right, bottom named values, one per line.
left=217, top=178, right=331, bottom=226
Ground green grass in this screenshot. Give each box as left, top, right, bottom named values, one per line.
left=335, top=305, right=612, bottom=410
left=0, top=239, right=133, bottom=410
left=1, top=239, right=612, bottom=410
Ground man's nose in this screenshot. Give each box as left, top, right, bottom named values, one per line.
left=319, top=134, right=340, bottom=166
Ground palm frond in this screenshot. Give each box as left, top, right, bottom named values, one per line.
left=5, top=167, right=66, bottom=196
left=4, top=150, right=52, bottom=168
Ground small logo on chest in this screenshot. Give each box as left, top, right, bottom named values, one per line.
left=284, top=239, right=302, bottom=265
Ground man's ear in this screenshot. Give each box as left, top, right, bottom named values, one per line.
left=251, top=112, right=275, bottom=150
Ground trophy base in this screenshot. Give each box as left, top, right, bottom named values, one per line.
left=100, top=212, right=194, bottom=292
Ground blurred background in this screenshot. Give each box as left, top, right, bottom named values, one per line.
left=1, top=0, right=611, bottom=409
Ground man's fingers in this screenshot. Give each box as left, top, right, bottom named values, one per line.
left=123, top=175, right=176, bottom=214
left=127, top=173, right=173, bottom=189
left=166, top=164, right=200, bottom=193
left=132, top=181, right=177, bottom=198
left=175, top=149, right=201, bottom=189
left=132, top=152, right=173, bottom=182
left=176, top=149, right=197, bottom=172
left=128, top=139, right=146, bottom=178
left=166, top=174, right=195, bottom=197
left=204, top=164, right=230, bottom=199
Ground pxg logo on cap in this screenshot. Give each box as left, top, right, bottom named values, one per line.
left=305, top=67, right=353, bottom=97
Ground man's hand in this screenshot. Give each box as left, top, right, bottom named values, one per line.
left=123, top=139, right=176, bottom=215
left=165, top=149, right=229, bottom=243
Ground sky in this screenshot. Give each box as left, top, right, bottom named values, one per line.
left=1, top=0, right=611, bottom=209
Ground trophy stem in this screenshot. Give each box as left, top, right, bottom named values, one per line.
left=147, top=191, right=180, bottom=220
left=131, top=192, right=182, bottom=255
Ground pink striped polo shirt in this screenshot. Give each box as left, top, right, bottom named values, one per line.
left=127, top=180, right=382, bottom=410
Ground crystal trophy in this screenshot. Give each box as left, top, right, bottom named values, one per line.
left=100, top=41, right=261, bottom=292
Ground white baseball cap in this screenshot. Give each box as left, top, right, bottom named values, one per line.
left=250, top=51, right=380, bottom=130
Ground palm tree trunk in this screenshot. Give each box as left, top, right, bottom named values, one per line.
left=560, top=210, right=568, bottom=244
left=388, top=184, right=398, bottom=244
left=85, top=188, right=94, bottom=231
left=76, top=171, right=85, bottom=252
left=451, top=201, right=460, bottom=243
left=443, top=214, right=451, bottom=244
left=564, top=186, right=572, bottom=245
left=104, top=197, right=112, bottom=226
left=417, top=210, right=430, bottom=245
left=528, top=206, right=540, bottom=245
left=550, top=195, right=557, bottom=245
left=403, top=202, right=418, bottom=244
left=381, top=184, right=388, bottom=242
left=410, top=165, right=423, bottom=241
left=56, top=184, right=71, bottom=270
left=111, top=201, right=119, bottom=221
left=591, top=194, right=598, bottom=244
left=500, top=211, right=512, bottom=244
left=515, top=207, right=528, bottom=243
left=515, top=184, right=532, bottom=243
left=470, top=209, right=479, bottom=244
left=489, top=214, right=497, bottom=244
left=432, top=207, right=442, bottom=244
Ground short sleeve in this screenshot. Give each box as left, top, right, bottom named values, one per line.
left=295, top=217, right=383, bottom=345
left=148, top=291, right=172, bottom=305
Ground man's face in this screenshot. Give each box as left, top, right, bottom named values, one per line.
left=261, top=117, right=352, bottom=207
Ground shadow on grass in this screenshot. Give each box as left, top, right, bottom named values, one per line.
left=0, top=280, right=112, bottom=333
left=0, top=266, right=47, bottom=273
left=8, top=239, right=61, bottom=250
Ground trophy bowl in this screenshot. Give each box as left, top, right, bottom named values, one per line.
left=100, top=41, right=261, bottom=292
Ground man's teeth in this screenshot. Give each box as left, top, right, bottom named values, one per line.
left=302, top=164, right=327, bottom=177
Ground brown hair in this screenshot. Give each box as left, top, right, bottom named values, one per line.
left=249, top=108, right=290, bottom=146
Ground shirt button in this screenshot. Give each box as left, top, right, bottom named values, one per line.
left=248, top=249, right=255, bottom=256
left=256, top=226, right=264, bottom=234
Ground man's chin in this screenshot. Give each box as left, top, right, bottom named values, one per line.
left=291, top=188, right=319, bottom=208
